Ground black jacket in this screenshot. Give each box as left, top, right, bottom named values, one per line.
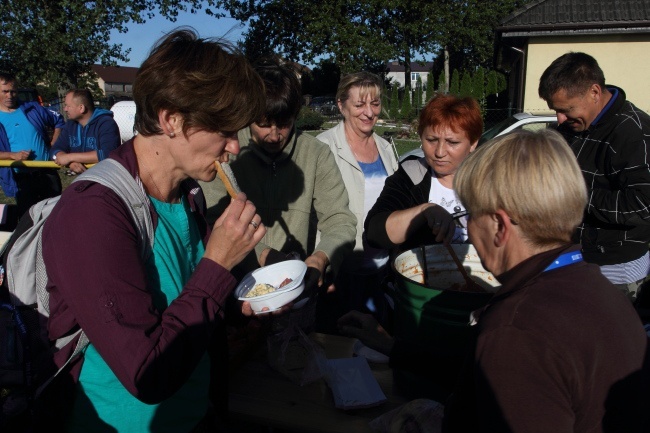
left=365, top=156, right=436, bottom=252
left=558, top=86, right=650, bottom=265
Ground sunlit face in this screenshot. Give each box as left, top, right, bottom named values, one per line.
left=63, top=93, right=84, bottom=122
left=170, top=128, right=240, bottom=182
left=0, top=80, right=18, bottom=111
left=421, top=125, right=478, bottom=183
left=546, top=86, right=601, bottom=132
left=338, top=86, right=381, bottom=137
left=249, top=121, right=294, bottom=154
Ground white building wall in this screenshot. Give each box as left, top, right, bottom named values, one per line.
left=523, top=34, right=650, bottom=114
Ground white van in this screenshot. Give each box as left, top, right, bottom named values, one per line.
left=110, top=100, right=137, bottom=143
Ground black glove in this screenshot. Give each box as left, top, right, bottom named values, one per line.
left=265, top=249, right=292, bottom=266
left=303, top=267, right=322, bottom=294
left=289, top=266, right=321, bottom=307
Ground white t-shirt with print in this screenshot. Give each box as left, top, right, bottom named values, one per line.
left=428, top=174, right=468, bottom=243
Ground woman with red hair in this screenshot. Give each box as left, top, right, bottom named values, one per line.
left=365, top=94, right=483, bottom=250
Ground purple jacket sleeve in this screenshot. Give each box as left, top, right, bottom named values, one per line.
left=42, top=181, right=236, bottom=403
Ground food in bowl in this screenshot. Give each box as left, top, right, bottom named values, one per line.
left=245, top=283, right=277, bottom=298
left=394, top=244, right=500, bottom=293
left=243, top=277, right=294, bottom=298
left=235, top=261, right=307, bottom=314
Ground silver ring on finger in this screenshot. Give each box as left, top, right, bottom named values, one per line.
left=250, top=220, right=259, bottom=229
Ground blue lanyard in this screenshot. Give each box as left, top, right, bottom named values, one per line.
left=543, top=252, right=583, bottom=272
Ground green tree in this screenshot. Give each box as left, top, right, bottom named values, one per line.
left=436, top=0, right=531, bottom=72
left=486, top=70, right=498, bottom=97
left=496, top=71, right=508, bottom=94
left=426, top=72, right=434, bottom=101
left=390, top=85, right=400, bottom=120
left=437, top=70, right=447, bottom=93
left=307, top=60, right=341, bottom=96
left=449, top=70, right=460, bottom=95
left=472, top=67, right=485, bottom=105
left=218, top=1, right=444, bottom=92
left=400, top=90, right=412, bottom=122
left=415, top=74, right=423, bottom=110
left=370, top=2, right=442, bottom=93
left=0, top=1, right=214, bottom=90
left=459, top=71, right=472, bottom=98
left=220, top=1, right=393, bottom=74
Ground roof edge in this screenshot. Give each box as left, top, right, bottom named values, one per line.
left=499, top=0, right=548, bottom=26
left=499, top=20, right=650, bottom=32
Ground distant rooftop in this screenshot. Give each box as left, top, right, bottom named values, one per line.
left=91, top=65, right=139, bottom=83
left=498, top=0, right=650, bottom=37
left=386, top=61, right=434, bottom=73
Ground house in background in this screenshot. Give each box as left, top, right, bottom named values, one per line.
left=495, top=0, right=650, bottom=114
left=91, top=65, right=139, bottom=102
left=385, top=61, right=434, bottom=89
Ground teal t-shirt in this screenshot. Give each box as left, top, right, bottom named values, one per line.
left=0, top=108, right=50, bottom=162
left=69, top=195, right=209, bottom=433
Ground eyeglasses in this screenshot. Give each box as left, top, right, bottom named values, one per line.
left=452, top=210, right=519, bottom=228
left=452, top=210, right=469, bottom=228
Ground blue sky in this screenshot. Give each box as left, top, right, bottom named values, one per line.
left=109, top=8, right=246, bottom=68
left=108, top=7, right=430, bottom=69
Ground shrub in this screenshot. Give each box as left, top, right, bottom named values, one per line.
left=389, top=85, right=400, bottom=120
left=400, top=92, right=412, bottom=122
left=295, top=107, right=325, bottom=130
left=395, top=119, right=420, bottom=140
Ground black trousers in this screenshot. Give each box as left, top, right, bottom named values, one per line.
left=13, top=169, right=62, bottom=220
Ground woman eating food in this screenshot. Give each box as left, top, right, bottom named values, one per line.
left=41, top=29, right=267, bottom=432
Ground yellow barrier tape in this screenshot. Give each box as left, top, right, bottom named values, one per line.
left=0, top=161, right=95, bottom=168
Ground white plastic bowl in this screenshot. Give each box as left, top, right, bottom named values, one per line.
left=235, top=260, right=307, bottom=314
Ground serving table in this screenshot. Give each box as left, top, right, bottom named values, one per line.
left=227, top=333, right=409, bottom=433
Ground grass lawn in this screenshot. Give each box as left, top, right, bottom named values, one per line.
left=0, top=169, right=76, bottom=205
left=305, top=122, right=421, bottom=157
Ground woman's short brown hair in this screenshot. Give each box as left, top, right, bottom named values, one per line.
left=454, top=129, right=587, bottom=246
left=252, top=57, right=303, bottom=126
left=418, top=94, right=483, bottom=144
left=336, top=71, right=382, bottom=105
left=133, top=28, right=265, bottom=137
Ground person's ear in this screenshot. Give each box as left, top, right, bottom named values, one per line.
left=493, top=210, right=513, bottom=247
left=158, top=110, right=182, bottom=137
left=79, top=104, right=85, bottom=114
left=589, top=83, right=602, bottom=104
left=337, top=99, right=344, bottom=113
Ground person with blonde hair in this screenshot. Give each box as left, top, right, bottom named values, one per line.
left=342, top=129, right=648, bottom=432
left=442, top=128, right=648, bottom=432
left=316, top=71, right=398, bottom=320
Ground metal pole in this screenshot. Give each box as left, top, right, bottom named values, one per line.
left=0, top=161, right=95, bottom=168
